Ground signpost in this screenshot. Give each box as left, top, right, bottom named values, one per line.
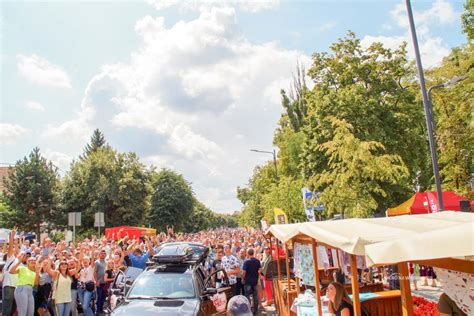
left=302, top=188, right=325, bottom=221
left=68, top=212, right=81, bottom=242
left=94, top=212, right=105, bottom=237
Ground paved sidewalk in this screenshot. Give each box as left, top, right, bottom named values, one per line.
left=410, top=279, right=443, bottom=302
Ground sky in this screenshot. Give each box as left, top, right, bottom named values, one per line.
left=0, top=0, right=468, bottom=213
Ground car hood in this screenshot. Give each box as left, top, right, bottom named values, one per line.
left=112, top=298, right=199, bottom=316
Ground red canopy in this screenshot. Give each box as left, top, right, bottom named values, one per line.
left=387, top=191, right=473, bottom=216
left=105, top=226, right=156, bottom=240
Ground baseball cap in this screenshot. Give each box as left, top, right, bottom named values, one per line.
left=227, top=295, right=252, bottom=316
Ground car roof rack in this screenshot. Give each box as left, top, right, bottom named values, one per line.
left=151, top=244, right=198, bottom=265
left=150, top=242, right=209, bottom=267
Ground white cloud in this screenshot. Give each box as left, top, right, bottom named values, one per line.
left=17, top=54, right=71, bottom=88
left=391, top=0, right=457, bottom=29
left=363, top=0, right=457, bottom=68
left=42, top=150, right=73, bottom=174
left=45, top=7, right=309, bottom=212
left=0, top=123, right=29, bottom=145
left=42, top=107, right=93, bottom=142
left=361, top=35, right=406, bottom=51
left=318, top=20, right=337, bottom=31
left=24, top=101, right=45, bottom=111
left=145, top=0, right=279, bottom=13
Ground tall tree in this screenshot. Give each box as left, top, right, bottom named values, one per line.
left=312, top=118, right=408, bottom=218
left=301, top=32, right=428, bottom=216
left=280, top=62, right=309, bottom=133
left=237, top=162, right=276, bottom=227
left=83, top=129, right=107, bottom=158
left=61, top=147, right=150, bottom=229
left=462, top=0, right=474, bottom=41
left=148, top=169, right=194, bottom=232
left=2, top=148, right=59, bottom=235
left=427, top=44, right=474, bottom=197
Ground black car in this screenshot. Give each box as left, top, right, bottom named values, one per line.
left=112, top=243, right=232, bottom=316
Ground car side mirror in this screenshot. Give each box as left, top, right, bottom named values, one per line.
left=204, top=288, right=217, bottom=295
left=125, top=284, right=132, bottom=295
left=111, top=288, right=123, bottom=296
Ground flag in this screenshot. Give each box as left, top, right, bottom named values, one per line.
left=301, top=187, right=316, bottom=222
left=274, top=208, right=288, bottom=224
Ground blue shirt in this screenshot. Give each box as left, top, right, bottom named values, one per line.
left=243, top=258, right=261, bottom=286
left=129, top=252, right=150, bottom=269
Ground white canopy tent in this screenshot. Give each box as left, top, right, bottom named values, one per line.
left=266, top=211, right=474, bottom=316
left=267, top=211, right=474, bottom=257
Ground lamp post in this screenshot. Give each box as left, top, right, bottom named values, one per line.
left=250, top=149, right=278, bottom=180
left=405, top=0, right=445, bottom=211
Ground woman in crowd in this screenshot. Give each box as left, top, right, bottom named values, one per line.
left=78, top=256, right=95, bottom=316
left=45, top=259, right=75, bottom=316
left=327, top=282, right=354, bottom=316
left=9, top=252, right=42, bottom=316
left=68, top=259, right=80, bottom=316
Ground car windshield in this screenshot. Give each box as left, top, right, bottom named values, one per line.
left=128, top=272, right=195, bottom=299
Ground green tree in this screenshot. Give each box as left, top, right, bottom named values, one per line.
left=148, top=169, right=194, bottom=232
left=301, top=32, right=427, bottom=215
left=312, top=118, right=408, bottom=218
left=61, top=147, right=150, bottom=230
left=427, top=44, right=474, bottom=197
left=237, top=163, right=276, bottom=227
left=280, top=62, right=308, bottom=133
left=2, top=148, right=59, bottom=236
left=462, top=0, right=474, bottom=41
left=83, top=129, right=107, bottom=158
left=261, top=176, right=306, bottom=223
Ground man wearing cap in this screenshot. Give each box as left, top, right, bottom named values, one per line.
left=227, top=295, right=253, bottom=316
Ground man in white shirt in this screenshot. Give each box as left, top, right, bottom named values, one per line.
left=2, top=228, right=18, bottom=316
left=222, top=244, right=241, bottom=296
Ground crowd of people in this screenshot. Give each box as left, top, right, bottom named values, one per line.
left=1, top=225, right=465, bottom=316
left=1, top=226, right=278, bottom=316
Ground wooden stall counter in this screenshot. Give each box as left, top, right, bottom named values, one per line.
left=361, top=290, right=402, bottom=316
left=273, top=279, right=298, bottom=316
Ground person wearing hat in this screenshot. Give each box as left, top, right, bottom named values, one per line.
left=227, top=295, right=253, bottom=316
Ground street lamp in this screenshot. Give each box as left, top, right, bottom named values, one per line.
left=405, top=0, right=445, bottom=211
left=250, top=149, right=278, bottom=180
left=427, top=74, right=469, bottom=131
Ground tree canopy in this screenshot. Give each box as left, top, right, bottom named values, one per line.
left=2, top=148, right=59, bottom=235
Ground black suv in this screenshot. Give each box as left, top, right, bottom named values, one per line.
left=112, top=243, right=232, bottom=316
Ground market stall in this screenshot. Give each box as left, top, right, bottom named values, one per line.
left=266, top=211, right=474, bottom=316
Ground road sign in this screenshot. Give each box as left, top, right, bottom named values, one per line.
left=68, top=212, right=81, bottom=226
left=94, top=212, right=105, bottom=227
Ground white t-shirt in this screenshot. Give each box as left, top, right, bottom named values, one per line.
left=79, top=266, right=94, bottom=283
left=2, top=256, right=18, bottom=287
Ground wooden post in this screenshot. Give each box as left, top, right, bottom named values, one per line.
left=350, top=255, right=361, bottom=316
left=293, top=240, right=300, bottom=297
left=275, top=238, right=282, bottom=281
left=398, top=262, right=414, bottom=316
left=284, top=242, right=291, bottom=315
left=311, top=240, right=323, bottom=316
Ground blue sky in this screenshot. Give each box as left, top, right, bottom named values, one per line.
left=0, top=0, right=468, bottom=213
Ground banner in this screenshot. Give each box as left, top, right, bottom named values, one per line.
left=301, top=188, right=316, bottom=222
left=274, top=208, right=288, bottom=224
